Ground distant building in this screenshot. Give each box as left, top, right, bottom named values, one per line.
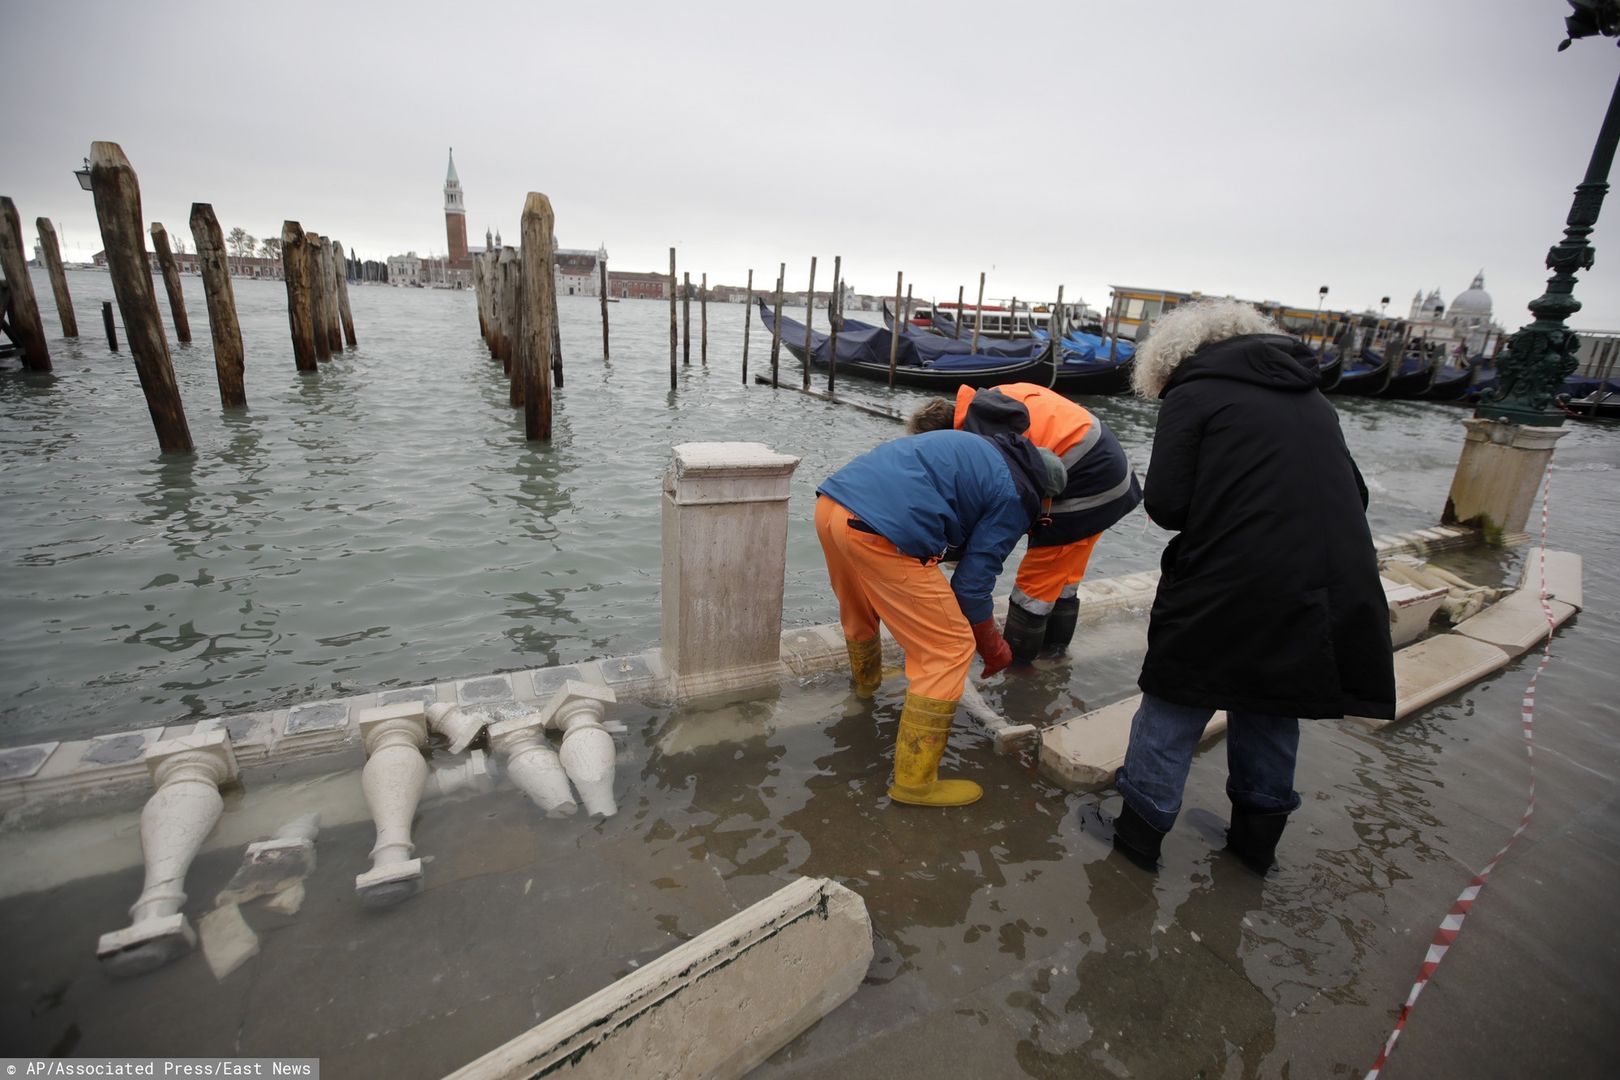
left=605, top=271, right=669, bottom=300
left=91, top=249, right=285, bottom=280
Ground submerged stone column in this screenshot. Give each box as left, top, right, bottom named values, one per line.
left=661, top=442, right=801, bottom=699
left=1442, top=419, right=1568, bottom=541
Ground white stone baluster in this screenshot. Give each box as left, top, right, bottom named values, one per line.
left=426, top=748, right=496, bottom=798
left=540, top=681, right=620, bottom=818
left=354, top=703, right=429, bottom=909
left=98, top=730, right=239, bottom=977
left=489, top=707, right=577, bottom=817
left=425, top=702, right=488, bottom=754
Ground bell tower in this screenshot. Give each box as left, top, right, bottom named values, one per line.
left=444, top=147, right=469, bottom=266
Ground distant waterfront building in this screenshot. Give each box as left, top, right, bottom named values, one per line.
left=605, top=270, right=670, bottom=300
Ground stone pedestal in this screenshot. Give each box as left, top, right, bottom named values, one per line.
left=1443, top=419, right=1568, bottom=540
left=661, top=442, right=801, bottom=700
left=98, top=730, right=239, bottom=977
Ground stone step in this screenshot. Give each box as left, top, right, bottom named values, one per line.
left=1038, top=694, right=1228, bottom=793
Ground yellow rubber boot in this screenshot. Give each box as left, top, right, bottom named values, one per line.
left=846, top=635, right=883, bottom=699
left=888, top=692, right=983, bottom=807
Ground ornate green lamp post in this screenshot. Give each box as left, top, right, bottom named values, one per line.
left=1476, top=0, right=1620, bottom=426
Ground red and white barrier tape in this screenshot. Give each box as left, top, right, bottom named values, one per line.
left=1366, top=455, right=1557, bottom=1079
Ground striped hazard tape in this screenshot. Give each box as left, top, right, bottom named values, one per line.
left=1366, top=455, right=1557, bottom=1079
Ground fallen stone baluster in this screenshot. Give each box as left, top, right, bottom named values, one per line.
left=489, top=706, right=578, bottom=817
left=427, top=748, right=497, bottom=798
left=354, top=703, right=430, bottom=909
left=97, top=730, right=240, bottom=977
left=540, top=681, right=620, bottom=818
left=215, top=812, right=321, bottom=908
left=426, top=702, right=488, bottom=754
left=959, top=678, right=1039, bottom=755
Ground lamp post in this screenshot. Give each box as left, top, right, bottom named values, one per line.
left=1309, top=284, right=1329, bottom=355
left=1477, top=1, right=1620, bottom=425
left=74, top=157, right=92, bottom=191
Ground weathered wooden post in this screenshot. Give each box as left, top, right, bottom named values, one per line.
left=306, top=233, right=332, bottom=362
left=88, top=142, right=192, bottom=452
left=102, top=301, right=119, bottom=351
left=971, top=272, right=986, bottom=353
left=826, top=255, right=841, bottom=396
left=801, top=256, right=817, bottom=391
left=320, top=237, right=343, bottom=353
left=599, top=258, right=610, bottom=362
left=332, top=240, right=357, bottom=347
left=280, top=222, right=317, bottom=373
left=519, top=192, right=557, bottom=442
left=904, top=283, right=913, bottom=326
left=0, top=198, right=52, bottom=370
left=36, top=217, right=78, bottom=337
left=548, top=263, right=563, bottom=390
left=149, top=223, right=191, bottom=344
left=700, top=272, right=709, bottom=366
left=682, top=270, right=692, bottom=366
left=954, top=285, right=965, bottom=339
left=188, top=203, right=246, bottom=408
left=888, top=271, right=903, bottom=389
left=741, top=268, right=753, bottom=385
left=500, top=248, right=522, bottom=402
left=1047, top=285, right=1064, bottom=389
left=770, top=262, right=785, bottom=388
left=668, top=248, right=678, bottom=390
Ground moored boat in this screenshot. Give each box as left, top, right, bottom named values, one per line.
left=1327, top=349, right=1393, bottom=396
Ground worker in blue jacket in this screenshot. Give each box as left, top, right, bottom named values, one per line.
left=816, top=428, right=1067, bottom=807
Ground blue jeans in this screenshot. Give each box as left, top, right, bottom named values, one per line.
left=1114, top=693, right=1303, bottom=834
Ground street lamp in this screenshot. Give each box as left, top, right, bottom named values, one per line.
left=1309, top=285, right=1329, bottom=355
left=74, top=157, right=92, bottom=191
left=1477, top=0, right=1620, bottom=425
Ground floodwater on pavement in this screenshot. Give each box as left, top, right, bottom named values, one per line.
left=1, top=269, right=1617, bottom=1076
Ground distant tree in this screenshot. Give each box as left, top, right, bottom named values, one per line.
left=259, top=237, right=282, bottom=261
left=171, top=235, right=187, bottom=256
left=226, top=227, right=250, bottom=258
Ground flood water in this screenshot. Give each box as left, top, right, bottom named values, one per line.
left=2, top=269, right=1619, bottom=1077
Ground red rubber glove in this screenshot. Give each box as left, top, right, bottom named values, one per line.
left=971, top=618, right=1013, bottom=679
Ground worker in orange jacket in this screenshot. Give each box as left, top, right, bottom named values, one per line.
left=909, top=384, right=1142, bottom=665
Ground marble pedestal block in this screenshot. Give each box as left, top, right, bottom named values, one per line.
left=661, top=442, right=801, bottom=700
left=1443, top=419, right=1567, bottom=539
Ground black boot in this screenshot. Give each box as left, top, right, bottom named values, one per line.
left=1226, top=807, right=1289, bottom=873
left=1042, top=595, right=1079, bottom=656
left=1003, top=601, right=1048, bottom=667
left=1112, top=800, right=1166, bottom=871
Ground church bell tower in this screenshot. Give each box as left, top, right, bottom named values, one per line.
left=444, top=147, right=469, bottom=267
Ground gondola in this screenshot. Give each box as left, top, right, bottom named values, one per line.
left=1328, top=349, right=1394, bottom=396
left=1316, top=349, right=1344, bottom=390
left=881, top=303, right=1047, bottom=359
left=759, top=298, right=1053, bottom=389
left=1416, top=361, right=1474, bottom=402
left=1025, top=327, right=1135, bottom=394
left=1378, top=351, right=1439, bottom=399
left=1561, top=390, right=1620, bottom=421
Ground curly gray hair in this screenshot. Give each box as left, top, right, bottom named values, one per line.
left=1131, top=299, right=1281, bottom=399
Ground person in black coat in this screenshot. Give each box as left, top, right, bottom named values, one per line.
left=1110, top=299, right=1396, bottom=873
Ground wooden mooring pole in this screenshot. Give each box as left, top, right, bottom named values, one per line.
left=280, top=221, right=317, bottom=373
left=700, top=272, right=709, bottom=366
left=954, top=285, right=964, bottom=339
left=306, top=233, right=332, bottom=362
left=499, top=248, right=521, bottom=399
left=549, top=263, right=563, bottom=390
left=741, top=268, right=753, bottom=385
left=888, top=271, right=902, bottom=389
left=332, top=240, right=357, bottom=347
left=519, top=192, right=556, bottom=442
left=36, top=217, right=78, bottom=337
left=149, top=223, right=191, bottom=344
left=971, top=272, right=986, bottom=353
left=321, top=237, right=343, bottom=353
left=89, top=142, right=192, bottom=452
left=598, top=258, right=610, bottom=361
left=1047, top=285, right=1064, bottom=389
left=682, top=271, right=691, bottom=366
left=801, top=256, right=817, bottom=391
left=827, top=255, right=841, bottom=396
left=0, top=197, right=52, bottom=370
left=189, top=203, right=246, bottom=408
left=770, top=262, right=784, bottom=388
left=102, top=301, right=118, bottom=352
left=668, top=248, right=677, bottom=390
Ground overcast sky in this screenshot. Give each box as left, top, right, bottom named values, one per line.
left=7, top=0, right=1619, bottom=328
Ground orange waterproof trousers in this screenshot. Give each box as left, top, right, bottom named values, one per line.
left=1012, top=533, right=1102, bottom=611
left=815, top=495, right=974, bottom=702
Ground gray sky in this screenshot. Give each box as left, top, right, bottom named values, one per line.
left=8, top=0, right=1620, bottom=327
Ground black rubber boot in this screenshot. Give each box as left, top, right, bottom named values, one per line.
left=1226, top=807, right=1289, bottom=874
left=1042, top=595, right=1080, bottom=656
left=1003, top=601, right=1048, bottom=667
left=1112, top=800, right=1166, bottom=871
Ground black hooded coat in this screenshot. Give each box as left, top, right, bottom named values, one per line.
left=1138, top=333, right=1396, bottom=719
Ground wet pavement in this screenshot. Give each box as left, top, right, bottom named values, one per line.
left=3, top=577, right=1617, bottom=1077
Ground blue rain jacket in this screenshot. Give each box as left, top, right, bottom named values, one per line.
left=817, top=429, right=1044, bottom=625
